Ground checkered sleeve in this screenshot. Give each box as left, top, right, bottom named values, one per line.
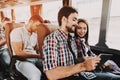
left=42, top=34, right=58, bottom=71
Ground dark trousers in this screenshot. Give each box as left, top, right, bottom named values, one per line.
left=59, top=72, right=120, bottom=80
left=0, top=56, right=10, bottom=79
left=0, top=55, right=6, bottom=72
left=94, top=72, right=120, bottom=80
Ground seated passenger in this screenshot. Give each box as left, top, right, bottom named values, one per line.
left=0, top=17, right=11, bottom=79
left=10, top=15, right=43, bottom=80
left=74, top=18, right=120, bottom=80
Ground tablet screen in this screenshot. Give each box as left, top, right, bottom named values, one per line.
left=98, top=53, right=113, bottom=66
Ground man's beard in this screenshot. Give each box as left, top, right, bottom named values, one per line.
left=66, top=25, right=75, bottom=33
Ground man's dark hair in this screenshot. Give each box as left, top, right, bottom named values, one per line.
left=58, top=6, right=78, bottom=26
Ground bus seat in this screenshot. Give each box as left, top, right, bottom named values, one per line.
left=91, top=46, right=120, bottom=68
left=37, top=23, right=57, bottom=57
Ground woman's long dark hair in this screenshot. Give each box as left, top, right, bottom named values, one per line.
left=75, top=18, right=89, bottom=45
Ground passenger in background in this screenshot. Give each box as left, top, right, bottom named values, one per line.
left=74, top=18, right=120, bottom=80
left=42, top=6, right=100, bottom=80
left=0, top=17, right=11, bottom=65
left=0, top=17, right=11, bottom=79
left=10, top=15, right=43, bottom=80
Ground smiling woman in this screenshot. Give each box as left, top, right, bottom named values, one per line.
left=72, top=0, right=120, bottom=50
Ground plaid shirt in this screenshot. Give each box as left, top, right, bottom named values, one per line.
left=0, top=26, right=6, bottom=49
left=42, top=29, right=77, bottom=71
left=0, top=26, right=5, bottom=40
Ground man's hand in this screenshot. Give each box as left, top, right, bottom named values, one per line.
left=83, top=56, right=101, bottom=71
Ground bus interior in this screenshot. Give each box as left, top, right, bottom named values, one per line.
left=0, top=0, right=120, bottom=80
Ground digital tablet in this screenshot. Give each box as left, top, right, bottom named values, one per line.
left=98, top=53, right=113, bottom=66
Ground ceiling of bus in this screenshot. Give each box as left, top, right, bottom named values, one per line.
left=0, top=0, right=59, bottom=10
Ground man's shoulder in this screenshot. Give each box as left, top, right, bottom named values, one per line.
left=45, top=29, right=60, bottom=41
left=46, top=29, right=58, bottom=37
left=10, top=27, right=25, bottom=37
left=11, top=27, right=24, bottom=33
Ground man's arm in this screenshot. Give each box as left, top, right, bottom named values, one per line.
left=10, top=28, right=40, bottom=58
left=11, top=42, right=40, bottom=58
left=45, top=57, right=100, bottom=80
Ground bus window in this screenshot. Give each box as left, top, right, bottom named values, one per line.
left=42, top=0, right=62, bottom=24
left=2, top=9, right=11, bottom=20
left=14, top=6, right=30, bottom=23
left=106, top=0, right=120, bottom=50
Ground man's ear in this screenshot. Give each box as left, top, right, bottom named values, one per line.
left=29, top=20, right=34, bottom=25
left=61, top=16, right=67, bottom=25
left=62, top=16, right=67, bottom=22
left=30, top=20, right=34, bottom=23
